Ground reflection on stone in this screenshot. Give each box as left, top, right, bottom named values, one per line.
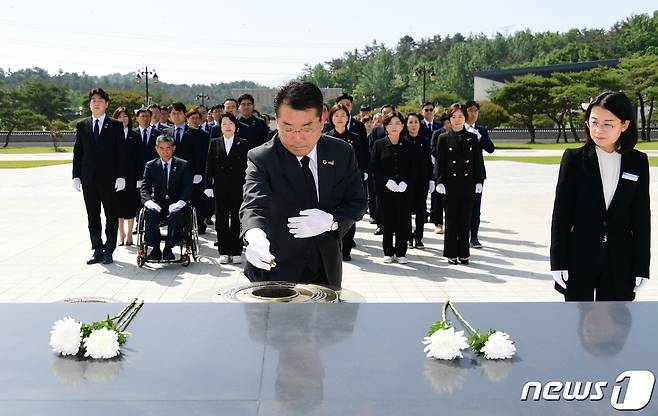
left=423, top=360, right=467, bottom=395
left=477, top=357, right=513, bottom=382
left=51, top=356, right=124, bottom=385
left=579, top=302, right=632, bottom=357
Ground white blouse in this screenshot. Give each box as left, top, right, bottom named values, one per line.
left=595, top=146, right=621, bottom=209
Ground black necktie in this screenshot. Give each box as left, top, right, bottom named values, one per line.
left=175, top=128, right=182, bottom=145
left=300, top=156, right=318, bottom=208
left=93, top=119, right=100, bottom=142
left=163, top=162, right=169, bottom=190
left=143, top=128, right=148, bottom=146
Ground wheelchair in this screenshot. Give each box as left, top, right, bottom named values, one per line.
left=135, top=205, right=200, bottom=267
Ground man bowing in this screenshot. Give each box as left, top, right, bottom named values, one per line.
left=72, top=88, right=126, bottom=264
left=240, top=81, right=367, bottom=288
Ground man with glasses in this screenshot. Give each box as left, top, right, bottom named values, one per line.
left=237, top=93, right=269, bottom=149
left=240, top=81, right=367, bottom=287
left=420, top=102, right=441, bottom=139
left=464, top=100, right=495, bottom=249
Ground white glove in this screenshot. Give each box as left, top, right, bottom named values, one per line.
left=466, top=124, right=482, bottom=139
left=72, top=177, right=81, bottom=192
left=144, top=200, right=161, bottom=212
left=193, top=174, right=203, bottom=184
left=168, top=200, right=186, bottom=213
left=245, top=228, right=275, bottom=270
left=428, top=180, right=436, bottom=194
left=385, top=179, right=397, bottom=192
left=431, top=155, right=436, bottom=165
left=436, top=184, right=446, bottom=194
left=475, top=183, right=483, bottom=194
left=635, top=277, right=647, bottom=292
left=136, top=180, right=142, bottom=189
left=363, top=172, right=368, bottom=181
left=397, top=181, right=408, bottom=192
left=287, top=208, right=334, bottom=239
left=551, top=270, right=569, bottom=290
left=114, top=177, right=126, bottom=192
left=204, top=189, right=214, bottom=198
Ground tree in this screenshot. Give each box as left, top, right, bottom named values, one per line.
left=48, top=120, right=69, bottom=151
left=619, top=55, right=658, bottom=141
left=490, top=74, right=556, bottom=143
left=550, top=81, right=597, bottom=142
left=477, top=101, right=510, bottom=128
left=17, top=79, right=70, bottom=121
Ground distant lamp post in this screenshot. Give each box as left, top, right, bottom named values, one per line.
left=362, top=93, right=376, bottom=106
left=135, top=66, right=159, bottom=105
left=411, top=66, right=436, bottom=104
left=195, top=93, right=210, bottom=106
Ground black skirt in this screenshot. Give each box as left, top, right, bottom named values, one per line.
left=116, top=183, right=137, bottom=219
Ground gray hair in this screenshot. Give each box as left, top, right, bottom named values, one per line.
left=155, top=134, right=174, bottom=146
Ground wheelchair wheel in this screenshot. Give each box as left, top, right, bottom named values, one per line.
left=181, top=254, right=190, bottom=267
left=190, top=207, right=200, bottom=261
left=137, top=254, right=145, bottom=267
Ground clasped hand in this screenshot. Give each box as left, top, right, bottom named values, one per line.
left=385, top=180, right=408, bottom=193
left=287, top=209, right=333, bottom=238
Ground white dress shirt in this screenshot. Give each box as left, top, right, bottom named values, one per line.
left=139, top=126, right=152, bottom=143
left=296, top=144, right=319, bottom=200
left=224, top=135, right=234, bottom=154
left=92, top=114, right=106, bottom=130
left=123, top=127, right=129, bottom=139
left=595, top=146, right=621, bottom=209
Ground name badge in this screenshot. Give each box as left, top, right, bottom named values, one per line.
left=621, top=172, right=639, bottom=182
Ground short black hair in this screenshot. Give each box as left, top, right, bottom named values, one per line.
left=217, top=112, right=239, bottom=131
left=360, top=105, right=371, bottom=111
left=160, top=105, right=169, bottom=112
left=197, top=104, right=207, bottom=111
left=170, top=102, right=187, bottom=113
left=185, top=109, right=201, bottom=118
left=381, top=104, right=395, bottom=112
left=216, top=103, right=225, bottom=110
left=584, top=91, right=638, bottom=154
left=147, top=104, right=160, bottom=111
left=383, top=111, right=405, bottom=127
left=238, top=94, right=255, bottom=105
left=135, top=108, right=152, bottom=117
left=274, top=80, right=324, bottom=117
left=88, top=88, right=109, bottom=102
left=224, top=98, right=239, bottom=106
left=335, top=93, right=353, bottom=104
left=422, top=102, right=435, bottom=109
left=464, top=100, right=480, bottom=110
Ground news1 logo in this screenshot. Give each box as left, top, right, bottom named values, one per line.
left=520, top=370, right=655, bottom=410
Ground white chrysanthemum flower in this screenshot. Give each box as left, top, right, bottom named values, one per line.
left=49, top=317, right=82, bottom=356
left=83, top=328, right=121, bottom=359
left=422, top=327, right=469, bottom=360
left=481, top=331, right=516, bottom=360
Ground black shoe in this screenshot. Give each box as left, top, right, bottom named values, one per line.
left=205, top=218, right=213, bottom=225
left=146, top=248, right=162, bottom=261
left=213, top=241, right=218, bottom=246
left=86, top=251, right=103, bottom=265
left=448, top=258, right=458, bottom=265
left=470, top=239, right=482, bottom=249
left=458, top=258, right=469, bottom=265
left=101, top=252, right=113, bottom=264
left=408, top=239, right=415, bottom=248
left=415, top=240, right=425, bottom=249
left=342, top=253, right=352, bottom=261
left=374, top=227, right=382, bottom=235
left=162, top=248, right=175, bottom=261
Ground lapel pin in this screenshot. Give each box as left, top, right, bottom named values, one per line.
left=322, top=160, right=334, bottom=166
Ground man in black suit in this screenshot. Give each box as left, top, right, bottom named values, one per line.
left=237, top=93, right=270, bottom=149
left=72, top=88, right=126, bottom=264
left=148, top=104, right=168, bottom=131
left=240, top=81, right=367, bottom=288
left=322, top=93, right=368, bottom=140
left=140, top=134, right=193, bottom=261
left=134, top=108, right=161, bottom=175
left=163, top=102, right=209, bottom=234
left=420, top=102, right=442, bottom=139
left=366, top=104, right=395, bottom=235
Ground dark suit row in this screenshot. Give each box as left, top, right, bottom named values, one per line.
left=404, top=133, right=434, bottom=245
left=115, top=128, right=143, bottom=219
left=550, top=144, right=650, bottom=301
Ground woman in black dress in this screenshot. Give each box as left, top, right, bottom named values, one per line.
left=434, top=104, right=484, bottom=264
left=113, top=107, right=141, bottom=246
left=204, top=112, right=250, bottom=264
left=326, top=103, right=369, bottom=261
left=370, top=112, right=419, bottom=264
left=550, top=91, right=650, bottom=301
left=403, top=112, right=434, bottom=248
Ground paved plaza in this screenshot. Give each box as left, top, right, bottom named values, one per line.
left=1, top=159, right=657, bottom=303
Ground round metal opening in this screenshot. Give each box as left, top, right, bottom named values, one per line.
left=251, top=287, right=299, bottom=301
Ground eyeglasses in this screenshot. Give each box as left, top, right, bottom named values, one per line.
left=586, top=120, right=620, bottom=131
left=423, top=108, right=434, bottom=112
left=280, top=125, right=316, bottom=134
left=467, top=108, right=479, bottom=113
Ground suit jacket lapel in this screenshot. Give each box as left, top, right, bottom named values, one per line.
left=583, top=144, right=607, bottom=214
left=219, top=137, right=228, bottom=158
left=275, top=137, right=307, bottom=206
left=317, top=137, right=334, bottom=207
left=607, top=152, right=631, bottom=214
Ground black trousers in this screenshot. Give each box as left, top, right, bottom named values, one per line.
left=367, top=175, right=380, bottom=225
left=215, top=198, right=243, bottom=256
left=430, top=192, right=444, bottom=226
left=470, top=191, right=483, bottom=241
left=379, top=191, right=412, bottom=257
left=411, top=187, right=429, bottom=242
left=342, top=224, right=356, bottom=256
left=444, top=194, right=474, bottom=259
left=192, top=183, right=208, bottom=232
left=144, top=205, right=185, bottom=249
left=82, top=182, right=118, bottom=254
left=562, top=245, right=636, bottom=301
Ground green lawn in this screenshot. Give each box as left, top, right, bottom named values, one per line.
left=485, top=156, right=658, bottom=166
left=0, top=146, right=73, bottom=154
left=495, top=141, right=658, bottom=150
left=0, top=160, right=72, bottom=169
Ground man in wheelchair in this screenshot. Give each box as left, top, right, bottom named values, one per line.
left=140, top=134, right=193, bottom=261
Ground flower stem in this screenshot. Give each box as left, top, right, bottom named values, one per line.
left=442, top=300, right=449, bottom=323
left=117, top=299, right=144, bottom=332
left=448, top=301, right=479, bottom=336
left=110, top=298, right=138, bottom=322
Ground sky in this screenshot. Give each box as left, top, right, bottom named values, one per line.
left=1, top=1, right=655, bottom=88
